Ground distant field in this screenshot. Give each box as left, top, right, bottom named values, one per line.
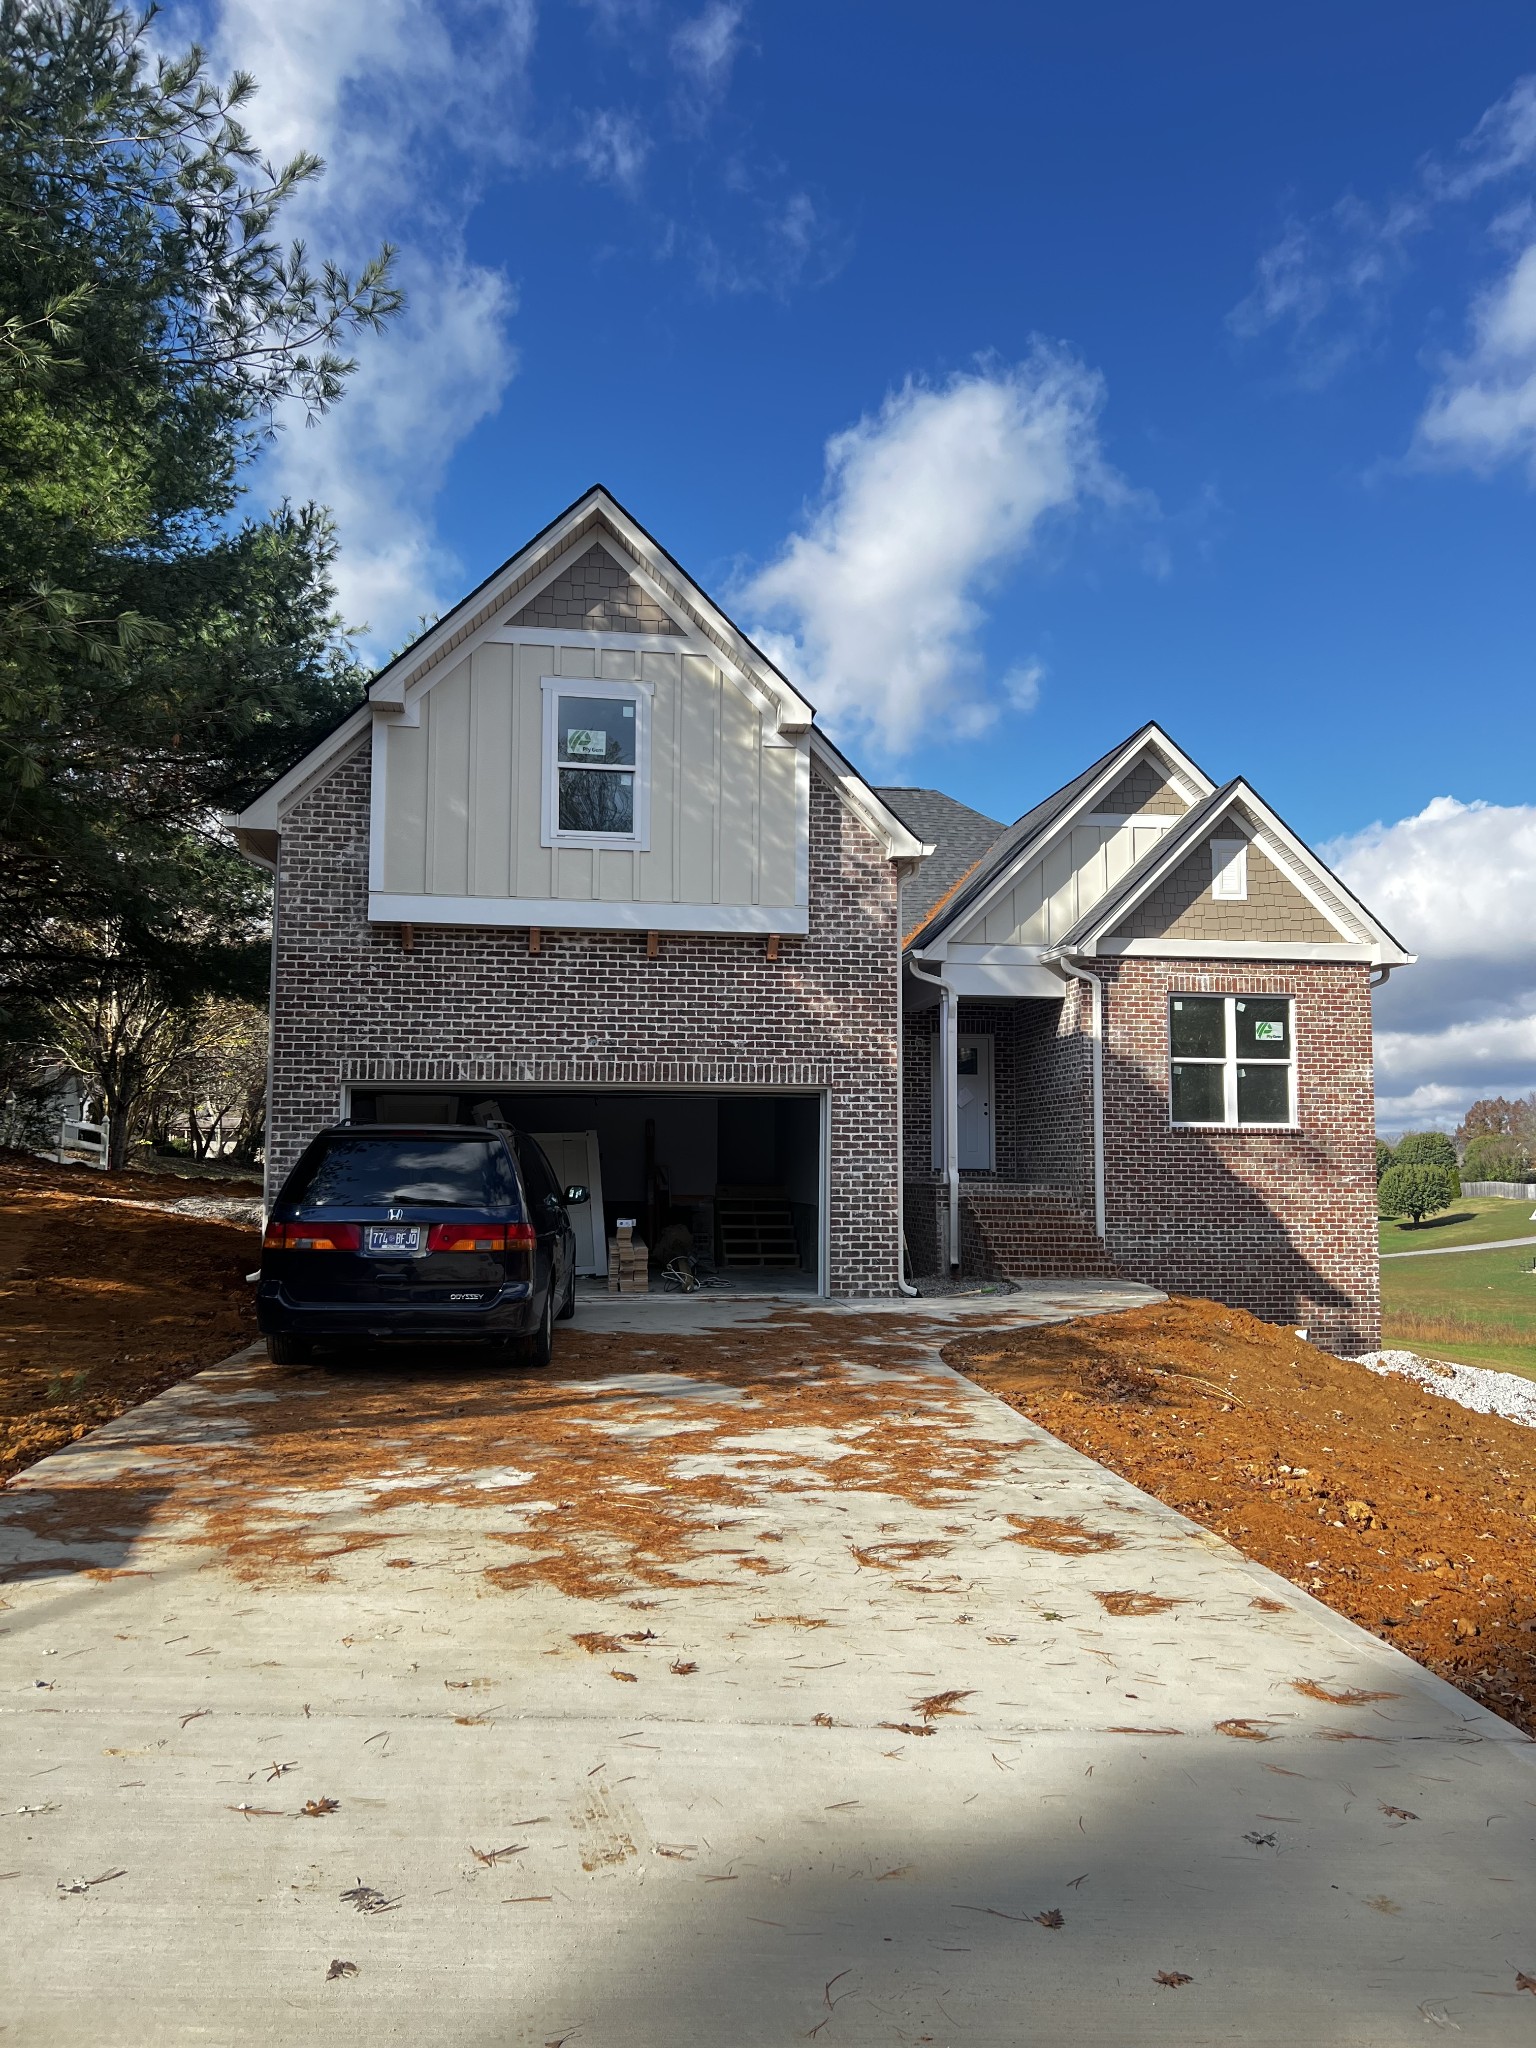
left=1378, top=1193, right=1536, bottom=1256
left=1380, top=1243, right=1536, bottom=1378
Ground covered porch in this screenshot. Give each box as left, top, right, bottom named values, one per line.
left=901, top=977, right=1112, bottom=1284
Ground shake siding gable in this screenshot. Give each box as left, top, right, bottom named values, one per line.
left=269, top=749, right=902, bottom=1296
left=508, top=542, right=684, bottom=634
left=1113, top=834, right=1339, bottom=945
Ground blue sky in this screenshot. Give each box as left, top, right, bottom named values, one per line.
left=173, top=0, right=1536, bottom=1132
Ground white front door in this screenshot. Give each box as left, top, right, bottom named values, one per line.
left=531, top=1130, right=606, bottom=1275
left=931, top=1034, right=995, bottom=1173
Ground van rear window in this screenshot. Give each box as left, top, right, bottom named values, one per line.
left=285, top=1135, right=515, bottom=1209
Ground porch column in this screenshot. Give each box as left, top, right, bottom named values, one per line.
left=937, top=982, right=961, bottom=1271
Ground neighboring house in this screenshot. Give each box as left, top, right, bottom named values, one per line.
left=231, top=487, right=1412, bottom=1348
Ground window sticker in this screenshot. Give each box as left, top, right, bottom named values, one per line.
left=565, top=726, right=607, bottom=759
left=1253, top=1019, right=1285, bottom=1042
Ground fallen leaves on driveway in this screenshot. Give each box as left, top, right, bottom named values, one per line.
left=912, top=1688, right=974, bottom=1721
left=2, top=1310, right=1034, bottom=1607
left=340, top=1883, right=400, bottom=1915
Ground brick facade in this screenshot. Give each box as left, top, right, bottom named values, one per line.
left=899, top=959, right=1379, bottom=1351
left=269, top=748, right=903, bottom=1296
left=1098, top=957, right=1379, bottom=1353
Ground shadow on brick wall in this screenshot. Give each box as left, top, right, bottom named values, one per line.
left=1101, top=1043, right=1378, bottom=1355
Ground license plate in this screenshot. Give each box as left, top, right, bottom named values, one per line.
left=365, top=1224, right=421, bottom=1254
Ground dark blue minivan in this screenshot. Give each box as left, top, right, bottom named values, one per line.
left=256, top=1124, right=587, bottom=1365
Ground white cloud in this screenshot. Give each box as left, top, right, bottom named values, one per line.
left=1326, top=796, right=1536, bottom=1132
left=1230, top=73, right=1536, bottom=391
left=1001, top=660, right=1044, bottom=713
left=566, top=107, right=652, bottom=191
left=671, top=2, right=744, bottom=101
left=1414, top=240, right=1536, bottom=476
left=741, top=351, right=1120, bottom=757
left=182, top=0, right=532, bottom=652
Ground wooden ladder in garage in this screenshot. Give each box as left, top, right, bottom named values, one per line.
left=715, top=1188, right=802, bottom=1269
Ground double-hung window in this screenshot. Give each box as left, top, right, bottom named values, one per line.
left=541, top=677, right=650, bottom=848
left=1169, top=994, right=1294, bottom=1128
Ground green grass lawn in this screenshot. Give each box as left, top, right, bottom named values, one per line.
left=1377, top=1193, right=1536, bottom=1255
left=1379, top=1242, right=1536, bottom=1378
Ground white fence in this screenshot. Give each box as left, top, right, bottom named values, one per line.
left=1461, top=1180, right=1536, bottom=1200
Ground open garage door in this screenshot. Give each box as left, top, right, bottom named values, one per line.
left=343, top=1086, right=826, bottom=1293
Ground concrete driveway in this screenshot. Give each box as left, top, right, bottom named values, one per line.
left=2, top=1286, right=1533, bottom=2045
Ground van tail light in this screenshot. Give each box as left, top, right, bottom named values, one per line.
left=425, top=1222, right=534, bottom=1253
left=263, top=1222, right=362, bottom=1252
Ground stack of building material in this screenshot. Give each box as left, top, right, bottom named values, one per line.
left=606, top=1219, right=649, bottom=1294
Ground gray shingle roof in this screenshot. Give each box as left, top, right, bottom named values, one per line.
left=875, top=788, right=1005, bottom=935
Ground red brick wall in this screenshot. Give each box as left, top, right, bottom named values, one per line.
left=269, top=746, right=904, bottom=1295
left=1098, top=957, right=1380, bottom=1353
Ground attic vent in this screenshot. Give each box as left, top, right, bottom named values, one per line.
left=1211, top=838, right=1248, bottom=901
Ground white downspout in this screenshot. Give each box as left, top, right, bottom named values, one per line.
left=1048, top=955, right=1106, bottom=1242
left=908, top=956, right=960, bottom=1271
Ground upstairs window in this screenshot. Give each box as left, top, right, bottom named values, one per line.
left=541, top=678, right=650, bottom=848
left=1169, top=994, right=1294, bottom=1128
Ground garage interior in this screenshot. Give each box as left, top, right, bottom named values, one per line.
left=344, top=1087, right=824, bottom=1289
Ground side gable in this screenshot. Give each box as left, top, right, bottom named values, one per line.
left=910, top=723, right=1214, bottom=956
left=1059, top=781, right=1415, bottom=966
left=229, top=487, right=926, bottom=930
left=1113, top=823, right=1338, bottom=944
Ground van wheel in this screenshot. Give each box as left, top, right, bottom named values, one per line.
left=521, top=1289, right=555, bottom=1368
left=556, top=1269, right=576, bottom=1321
left=267, top=1333, right=312, bottom=1365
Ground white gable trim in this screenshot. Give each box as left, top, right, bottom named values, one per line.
left=366, top=490, right=814, bottom=734
left=918, top=726, right=1215, bottom=956
left=227, top=707, right=371, bottom=837
left=808, top=732, right=931, bottom=865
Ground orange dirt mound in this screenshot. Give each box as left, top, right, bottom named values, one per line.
left=0, top=1155, right=259, bottom=1482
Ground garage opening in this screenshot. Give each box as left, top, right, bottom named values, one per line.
left=342, top=1087, right=826, bottom=1292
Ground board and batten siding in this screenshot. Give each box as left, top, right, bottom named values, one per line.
left=966, top=817, right=1175, bottom=948
left=377, top=642, right=802, bottom=915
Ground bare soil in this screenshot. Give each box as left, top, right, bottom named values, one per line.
left=0, top=1153, right=259, bottom=1482
left=945, top=1297, right=1536, bottom=1738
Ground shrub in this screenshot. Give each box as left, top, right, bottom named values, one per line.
left=1461, top=1134, right=1532, bottom=1184
left=1378, top=1163, right=1458, bottom=1225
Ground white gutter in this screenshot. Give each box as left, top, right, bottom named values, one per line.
left=1044, top=954, right=1106, bottom=1241
left=908, top=956, right=960, bottom=1271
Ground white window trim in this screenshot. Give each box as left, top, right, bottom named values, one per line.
left=1211, top=837, right=1248, bottom=901
left=1169, top=993, right=1296, bottom=1130
left=540, top=675, right=653, bottom=852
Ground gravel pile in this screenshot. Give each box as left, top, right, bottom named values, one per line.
left=1354, top=1348, right=1536, bottom=1430
left=164, top=1194, right=265, bottom=1227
